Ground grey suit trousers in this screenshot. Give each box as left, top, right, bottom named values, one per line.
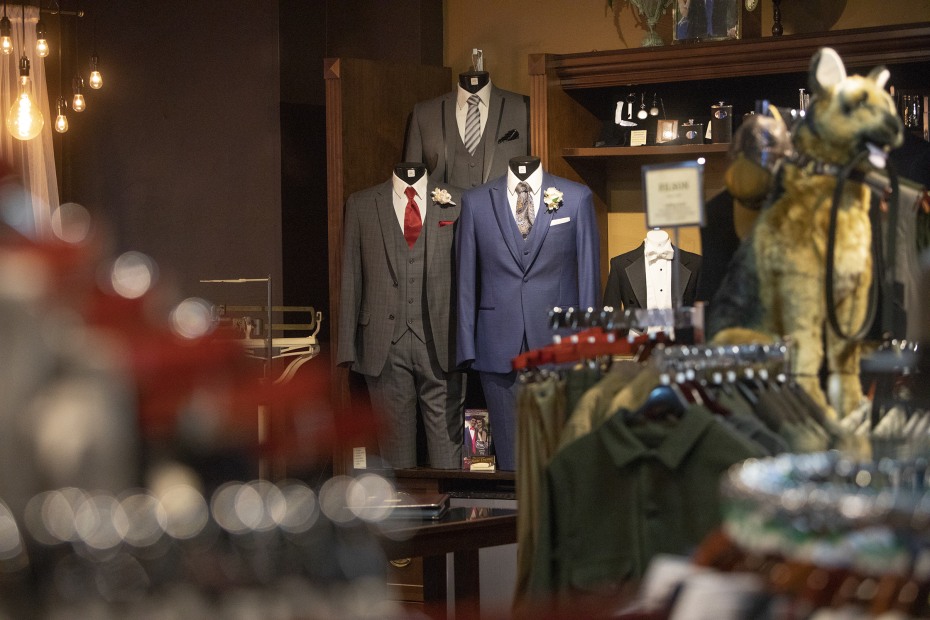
left=364, top=330, right=465, bottom=469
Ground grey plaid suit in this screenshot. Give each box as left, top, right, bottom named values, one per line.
left=337, top=175, right=465, bottom=469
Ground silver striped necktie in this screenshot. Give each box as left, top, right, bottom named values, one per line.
left=464, top=94, right=481, bottom=156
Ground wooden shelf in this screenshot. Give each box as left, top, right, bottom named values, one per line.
left=537, top=23, right=930, bottom=89
left=563, top=144, right=731, bottom=158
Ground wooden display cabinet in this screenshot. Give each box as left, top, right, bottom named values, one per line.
left=528, top=23, right=930, bottom=282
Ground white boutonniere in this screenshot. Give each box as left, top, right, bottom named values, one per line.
left=431, top=187, right=456, bottom=206
left=543, top=187, right=564, bottom=213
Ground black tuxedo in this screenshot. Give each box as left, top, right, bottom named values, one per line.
left=603, top=243, right=702, bottom=309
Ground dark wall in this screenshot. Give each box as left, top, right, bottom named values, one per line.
left=63, top=0, right=282, bottom=308
left=55, top=0, right=442, bottom=339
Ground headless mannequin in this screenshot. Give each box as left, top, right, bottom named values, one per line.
left=459, top=70, right=490, bottom=94
left=394, top=162, right=427, bottom=184
left=509, top=156, right=541, bottom=181
left=644, top=228, right=674, bottom=310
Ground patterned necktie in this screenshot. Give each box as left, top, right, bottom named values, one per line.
left=464, top=94, right=481, bottom=156
left=403, top=186, right=422, bottom=248
left=515, top=181, right=534, bottom=239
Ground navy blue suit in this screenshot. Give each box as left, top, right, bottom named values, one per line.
left=455, top=172, right=600, bottom=469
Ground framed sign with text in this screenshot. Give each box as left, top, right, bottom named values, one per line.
left=642, top=161, right=705, bottom=228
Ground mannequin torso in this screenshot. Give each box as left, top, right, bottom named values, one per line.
left=509, top=156, right=540, bottom=181
left=459, top=70, right=490, bottom=94
left=394, top=162, right=427, bottom=185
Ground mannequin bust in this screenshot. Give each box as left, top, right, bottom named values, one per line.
left=394, top=162, right=427, bottom=184
left=509, top=156, right=540, bottom=181
left=459, top=70, right=490, bottom=94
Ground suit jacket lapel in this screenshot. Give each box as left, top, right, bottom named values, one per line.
left=442, top=95, right=457, bottom=185
left=489, top=179, right=521, bottom=267
left=674, top=252, right=693, bottom=302
left=423, top=175, right=442, bottom=269
left=481, top=87, right=505, bottom=183
left=375, top=181, right=400, bottom=283
left=626, top=243, right=648, bottom=308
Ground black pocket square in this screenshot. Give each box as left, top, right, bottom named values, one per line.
left=497, top=129, right=519, bottom=144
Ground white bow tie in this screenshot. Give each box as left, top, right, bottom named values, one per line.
left=645, top=248, right=674, bottom=264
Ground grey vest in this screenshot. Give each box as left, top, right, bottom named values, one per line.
left=391, top=222, right=429, bottom=344
left=451, top=132, right=486, bottom=189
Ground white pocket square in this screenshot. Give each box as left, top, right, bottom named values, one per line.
left=550, top=217, right=571, bottom=226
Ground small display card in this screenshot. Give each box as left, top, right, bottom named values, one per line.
left=642, top=161, right=705, bottom=228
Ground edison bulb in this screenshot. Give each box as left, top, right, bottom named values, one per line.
left=7, top=89, right=44, bottom=141
left=72, top=93, right=86, bottom=113
left=0, top=16, right=11, bottom=55
left=89, top=54, right=103, bottom=89
left=54, top=110, right=68, bottom=133
left=35, top=19, right=48, bottom=57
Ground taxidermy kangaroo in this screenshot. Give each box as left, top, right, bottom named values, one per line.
left=707, top=47, right=904, bottom=419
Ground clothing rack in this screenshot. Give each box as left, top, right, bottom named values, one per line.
left=547, top=305, right=702, bottom=335
left=512, top=328, right=664, bottom=373
left=650, top=341, right=792, bottom=386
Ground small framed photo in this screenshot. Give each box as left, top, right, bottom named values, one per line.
left=674, top=0, right=741, bottom=43
left=656, top=119, right=679, bottom=144
left=463, top=409, right=495, bottom=472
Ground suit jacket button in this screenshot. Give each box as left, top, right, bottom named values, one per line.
left=524, top=250, right=529, bottom=255
left=388, top=315, right=394, bottom=320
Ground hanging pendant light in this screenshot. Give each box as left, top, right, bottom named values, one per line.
left=7, top=7, right=44, bottom=141
left=89, top=54, right=101, bottom=89
left=54, top=10, right=67, bottom=132
left=35, top=3, right=48, bottom=58
left=54, top=96, right=68, bottom=133
left=72, top=76, right=85, bottom=112
left=88, top=14, right=101, bottom=88
left=0, top=2, right=12, bottom=55
left=72, top=13, right=86, bottom=112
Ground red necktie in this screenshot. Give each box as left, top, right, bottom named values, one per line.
left=403, top=186, right=422, bottom=248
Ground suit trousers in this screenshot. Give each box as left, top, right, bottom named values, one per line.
left=478, top=370, right=521, bottom=471
left=364, top=330, right=465, bottom=469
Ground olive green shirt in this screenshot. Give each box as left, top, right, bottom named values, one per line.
left=528, top=403, right=766, bottom=604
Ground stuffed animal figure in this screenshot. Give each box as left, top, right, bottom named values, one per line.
left=707, top=47, right=904, bottom=418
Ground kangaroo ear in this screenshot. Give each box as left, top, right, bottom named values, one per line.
left=867, top=65, right=890, bottom=90
left=809, top=47, right=847, bottom=97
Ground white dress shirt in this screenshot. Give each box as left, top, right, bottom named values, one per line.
left=506, top=165, right=543, bottom=222
left=644, top=229, right=674, bottom=310
left=392, top=172, right=428, bottom=231
left=455, top=81, right=491, bottom=143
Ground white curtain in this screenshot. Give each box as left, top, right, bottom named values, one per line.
left=0, top=4, right=58, bottom=240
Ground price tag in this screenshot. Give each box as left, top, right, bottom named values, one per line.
left=352, top=447, right=367, bottom=469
